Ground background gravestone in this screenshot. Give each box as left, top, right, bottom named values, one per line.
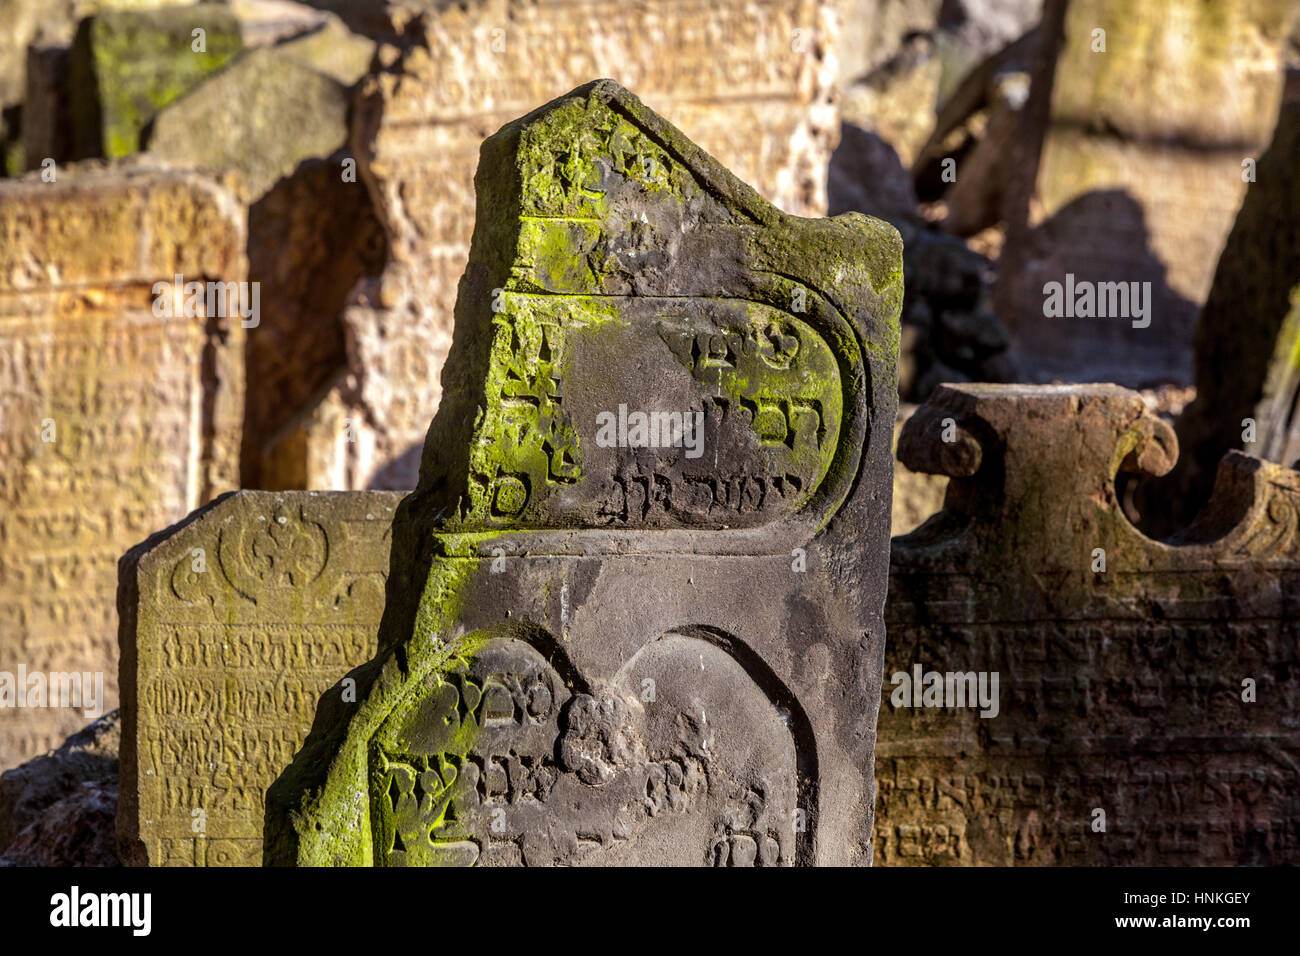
left=266, top=80, right=901, bottom=867
left=878, top=383, right=1300, bottom=865
left=275, top=0, right=841, bottom=491
left=68, top=4, right=242, bottom=160
left=996, top=0, right=1296, bottom=385
left=117, top=490, right=400, bottom=867
left=0, top=160, right=244, bottom=770
left=1147, top=101, right=1300, bottom=534
left=146, top=46, right=349, bottom=203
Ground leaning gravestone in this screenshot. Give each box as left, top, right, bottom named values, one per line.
left=0, top=161, right=245, bottom=772
left=258, top=79, right=900, bottom=867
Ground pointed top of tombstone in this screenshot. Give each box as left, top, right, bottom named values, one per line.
left=417, top=79, right=903, bottom=542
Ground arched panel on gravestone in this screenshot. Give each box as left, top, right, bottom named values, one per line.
left=366, top=624, right=812, bottom=866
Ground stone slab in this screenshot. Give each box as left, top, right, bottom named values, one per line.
left=878, top=383, right=1300, bottom=865
left=262, top=79, right=901, bottom=867
left=0, top=161, right=244, bottom=770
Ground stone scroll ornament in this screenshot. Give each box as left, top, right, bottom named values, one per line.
left=879, top=384, right=1300, bottom=865
left=265, top=81, right=902, bottom=866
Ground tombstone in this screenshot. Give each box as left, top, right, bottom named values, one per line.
left=292, top=0, right=841, bottom=491
left=879, top=383, right=1300, bottom=865
left=1149, top=101, right=1300, bottom=534
left=259, top=79, right=901, bottom=867
left=67, top=5, right=243, bottom=160
left=996, top=0, right=1294, bottom=385
left=116, top=490, right=401, bottom=866
left=146, top=47, right=350, bottom=204
left=0, top=161, right=245, bottom=770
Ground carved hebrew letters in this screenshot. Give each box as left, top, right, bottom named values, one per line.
left=336, top=0, right=840, bottom=489
left=880, top=384, right=1300, bottom=866
left=118, top=492, right=401, bottom=866
left=0, top=166, right=243, bottom=769
left=370, top=631, right=801, bottom=866
left=265, top=82, right=900, bottom=868
left=469, top=295, right=842, bottom=528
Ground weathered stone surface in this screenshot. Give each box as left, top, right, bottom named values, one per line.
left=997, top=0, right=1295, bottom=385
left=68, top=4, right=242, bottom=160
left=241, top=160, right=387, bottom=490
left=16, top=1, right=351, bottom=175
left=837, top=0, right=1041, bottom=168
left=879, top=383, right=1300, bottom=865
left=0, top=161, right=245, bottom=769
left=2, top=2, right=210, bottom=118
left=0, top=709, right=118, bottom=853
left=116, top=490, right=401, bottom=866
left=146, top=46, right=349, bottom=202
left=912, top=28, right=1039, bottom=235
left=929, top=0, right=1043, bottom=105
left=226, top=0, right=331, bottom=47
left=840, top=34, right=945, bottom=169
left=316, top=0, right=841, bottom=490
left=1151, top=102, right=1300, bottom=533
left=830, top=95, right=1015, bottom=401
left=839, top=0, right=945, bottom=85
left=0, top=779, right=119, bottom=866
left=256, top=372, right=361, bottom=491
left=273, top=11, right=375, bottom=85
left=263, top=80, right=901, bottom=867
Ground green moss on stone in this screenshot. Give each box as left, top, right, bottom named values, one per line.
left=78, top=6, right=241, bottom=159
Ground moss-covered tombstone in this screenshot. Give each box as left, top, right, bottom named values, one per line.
left=266, top=80, right=902, bottom=866
left=69, top=4, right=242, bottom=160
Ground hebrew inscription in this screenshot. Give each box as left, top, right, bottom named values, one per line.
left=0, top=165, right=243, bottom=770
left=467, top=295, right=842, bottom=529
left=118, top=491, right=401, bottom=866
left=880, top=384, right=1300, bottom=866
left=370, top=631, right=801, bottom=866
left=264, top=81, right=900, bottom=867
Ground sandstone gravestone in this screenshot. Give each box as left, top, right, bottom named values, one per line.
left=117, top=490, right=400, bottom=867
left=263, top=80, right=901, bottom=867
left=996, top=0, right=1295, bottom=385
left=280, top=0, right=841, bottom=491
left=0, top=161, right=245, bottom=770
left=878, top=383, right=1300, bottom=865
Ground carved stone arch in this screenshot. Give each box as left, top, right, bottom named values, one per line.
left=360, top=620, right=812, bottom=866
left=616, top=624, right=819, bottom=866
